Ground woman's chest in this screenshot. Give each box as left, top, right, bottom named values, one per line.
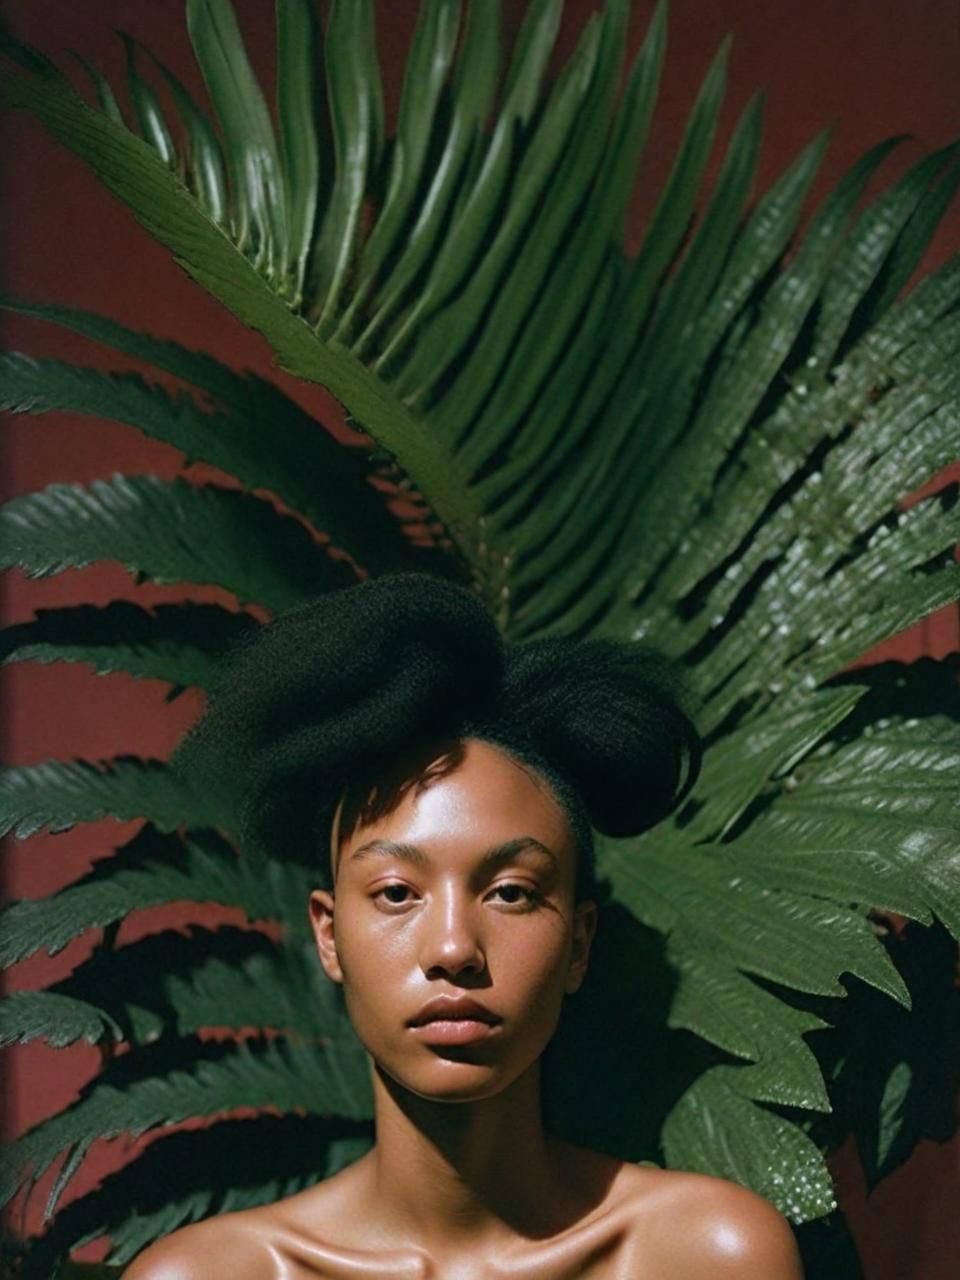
left=276, top=1221, right=665, bottom=1280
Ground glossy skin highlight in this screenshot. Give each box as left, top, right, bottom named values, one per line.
left=124, top=740, right=804, bottom=1279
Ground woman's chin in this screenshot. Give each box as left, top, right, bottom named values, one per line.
left=376, top=1055, right=518, bottom=1105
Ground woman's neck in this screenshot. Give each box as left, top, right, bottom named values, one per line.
left=363, top=1062, right=574, bottom=1249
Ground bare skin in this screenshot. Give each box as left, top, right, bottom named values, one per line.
left=124, top=739, right=803, bottom=1279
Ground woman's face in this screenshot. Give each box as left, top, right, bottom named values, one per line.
left=310, top=738, right=596, bottom=1104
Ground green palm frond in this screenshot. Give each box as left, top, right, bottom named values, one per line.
left=0, top=992, right=122, bottom=1050
left=662, top=952, right=829, bottom=1109
left=0, top=475, right=356, bottom=608
left=0, top=758, right=225, bottom=837
left=823, top=921, right=959, bottom=1190
left=680, top=686, right=869, bottom=840
left=1, top=0, right=958, bottom=1262
left=34, top=928, right=356, bottom=1048
left=1, top=1034, right=373, bottom=1216
left=0, top=25, right=485, bottom=572
left=2, top=3, right=955, bottom=621
left=0, top=827, right=308, bottom=969
left=661, top=1065, right=836, bottom=1221
left=644, top=256, right=960, bottom=625
left=607, top=839, right=910, bottom=1007
left=0, top=296, right=420, bottom=574
left=22, top=1117, right=372, bottom=1272
left=0, top=602, right=255, bottom=690
left=1, top=935, right=369, bottom=1221
left=750, top=662, right=960, bottom=936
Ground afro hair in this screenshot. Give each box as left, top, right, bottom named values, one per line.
left=174, top=573, right=701, bottom=897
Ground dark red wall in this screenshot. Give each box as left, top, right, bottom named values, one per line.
left=2, top=2, right=958, bottom=1274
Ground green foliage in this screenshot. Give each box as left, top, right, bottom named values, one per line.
left=21, top=1117, right=372, bottom=1274
left=45, top=927, right=329, bottom=1042
left=1, top=0, right=958, bottom=1272
left=661, top=1065, right=836, bottom=1220
left=0, top=601, right=255, bottom=691
left=0, top=472, right=364, bottom=607
left=0, top=992, right=121, bottom=1051
left=0, top=828, right=307, bottom=968
left=0, top=304, right=420, bottom=573
left=823, top=921, right=960, bottom=1191
left=0, top=758, right=224, bottom=838
left=2, top=1035, right=371, bottom=1218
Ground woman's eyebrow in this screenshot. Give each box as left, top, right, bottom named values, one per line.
left=482, top=837, right=557, bottom=870
left=349, top=839, right=429, bottom=866
left=347, top=836, right=557, bottom=868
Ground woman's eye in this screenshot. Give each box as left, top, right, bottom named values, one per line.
left=374, top=883, right=416, bottom=908
left=489, top=883, right=539, bottom=908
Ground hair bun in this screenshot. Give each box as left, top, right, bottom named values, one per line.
left=498, top=637, right=701, bottom=837
left=236, top=572, right=502, bottom=755
left=176, top=574, right=503, bottom=862
left=176, top=574, right=701, bottom=872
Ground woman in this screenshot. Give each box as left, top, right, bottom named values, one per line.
left=126, top=574, right=804, bottom=1278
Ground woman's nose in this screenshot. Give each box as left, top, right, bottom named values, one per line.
left=420, top=890, right=486, bottom=979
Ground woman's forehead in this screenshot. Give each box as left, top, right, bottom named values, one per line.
left=332, top=738, right=576, bottom=869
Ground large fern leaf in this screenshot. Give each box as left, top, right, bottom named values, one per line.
left=0, top=296, right=421, bottom=575
left=19, top=1117, right=372, bottom=1273
left=0, top=758, right=224, bottom=838
left=0, top=474, right=356, bottom=608
left=1, top=601, right=255, bottom=690
left=0, top=827, right=308, bottom=969
left=1, top=1034, right=373, bottom=1217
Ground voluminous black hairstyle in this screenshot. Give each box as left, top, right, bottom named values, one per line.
left=176, top=573, right=701, bottom=898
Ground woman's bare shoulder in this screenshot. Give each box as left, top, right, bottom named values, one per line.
left=120, top=1209, right=273, bottom=1280
left=615, top=1164, right=804, bottom=1278
left=121, top=1164, right=367, bottom=1280
left=119, top=1198, right=320, bottom=1280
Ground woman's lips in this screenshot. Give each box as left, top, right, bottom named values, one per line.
left=410, top=1018, right=500, bottom=1045
left=407, top=996, right=502, bottom=1045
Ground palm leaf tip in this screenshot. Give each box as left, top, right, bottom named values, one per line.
left=0, top=27, right=61, bottom=77
left=0, top=991, right=121, bottom=1050
left=186, top=0, right=288, bottom=274
left=119, top=31, right=177, bottom=169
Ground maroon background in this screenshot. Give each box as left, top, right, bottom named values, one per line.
left=1, top=1, right=958, bottom=1274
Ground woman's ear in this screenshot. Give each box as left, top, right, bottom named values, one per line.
left=566, top=900, right=598, bottom=993
left=309, top=889, right=343, bottom=983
